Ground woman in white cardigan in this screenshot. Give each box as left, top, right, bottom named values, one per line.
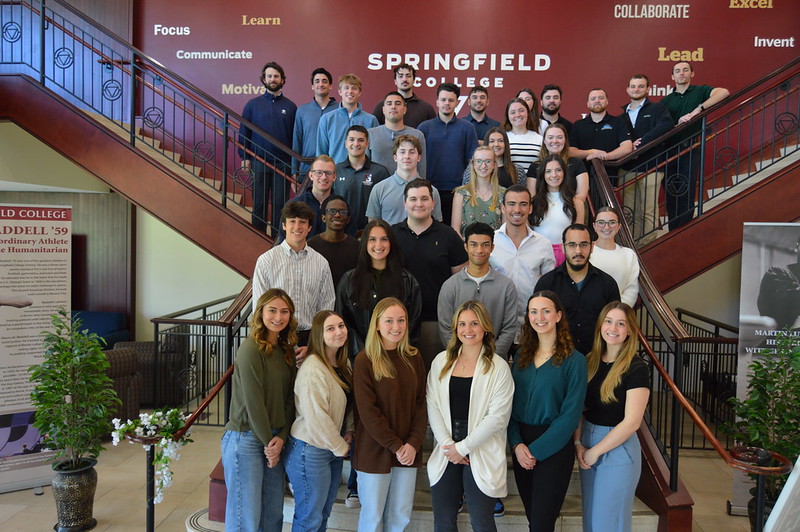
left=285, top=310, right=354, bottom=532
left=427, top=300, right=514, bottom=532
left=589, top=207, right=640, bottom=307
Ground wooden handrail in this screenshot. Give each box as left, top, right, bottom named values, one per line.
left=173, top=363, right=234, bottom=441
left=676, top=307, right=740, bottom=334
left=639, top=332, right=793, bottom=477
left=610, top=56, right=800, bottom=167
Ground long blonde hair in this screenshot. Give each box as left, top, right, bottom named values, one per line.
left=456, top=146, right=501, bottom=210
left=440, top=300, right=496, bottom=379
left=307, top=310, right=352, bottom=391
left=363, top=297, right=418, bottom=381
left=587, top=302, right=641, bottom=403
left=250, top=289, right=298, bottom=367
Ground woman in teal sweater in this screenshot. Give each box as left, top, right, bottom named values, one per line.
left=509, top=290, right=587, bottom=531
left=222, top=288, right=298, bottom=532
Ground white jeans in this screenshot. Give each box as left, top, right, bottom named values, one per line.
left=356, top=467, right=417, bottom=532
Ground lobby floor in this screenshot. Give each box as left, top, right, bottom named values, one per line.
left=0, top=425, right=751, bottom=531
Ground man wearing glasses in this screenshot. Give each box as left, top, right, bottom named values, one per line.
left=308, top=195, right=360, bottom=291
left=286, top=155, right=339, bottom=237
left=490, top=184, right=557, bottom=340
left=534, top=223, right=620, bottom=356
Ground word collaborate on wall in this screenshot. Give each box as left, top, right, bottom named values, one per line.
left=136, top=0, right=798, bottom=119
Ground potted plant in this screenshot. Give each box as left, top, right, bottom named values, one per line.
left=724, top=330, right=800, bottom=529
left=29, top=309, right=120, bottom=532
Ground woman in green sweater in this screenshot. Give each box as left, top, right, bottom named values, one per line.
left=508, top=290, right=587, bottom=531
left=222, top=288, right=298, bottom=532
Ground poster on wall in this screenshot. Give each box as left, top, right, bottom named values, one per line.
left=0, top=204, right=71, bottom=493
left=732, top=222, right=800, bottom=513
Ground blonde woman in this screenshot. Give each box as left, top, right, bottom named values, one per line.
left=353, top=297, right=427, bottom=531
left=222, top=289, right=298, bottom=532
left=576, top=302, right=649, bottom=532
left=285, top=310, right=354, bottom=532
left=427, top=300, right=514, bottom=531
left=451, top=146, right=506, bottom=237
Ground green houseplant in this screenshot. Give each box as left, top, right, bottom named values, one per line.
left=29, top=309, right=120, bottom=531
left=724, top=330, right=800, bottom=526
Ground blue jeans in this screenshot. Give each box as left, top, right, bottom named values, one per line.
left=356, top=467, right=417, bottom=532
left=221, top=430, right=285, bottom=532
left=580, top=421, right=642, bottom=532
left=284, top=436, right=343, bottom=532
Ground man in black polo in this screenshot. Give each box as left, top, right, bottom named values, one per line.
left=569, top=89, right=633, bottom=206
left=393, top=178, right=468, bottom=367
left=371, top=63, right=436, bottom=128
left=334, top=125, right=390, bottom=233
left=534, top=224, right=620, bottom=355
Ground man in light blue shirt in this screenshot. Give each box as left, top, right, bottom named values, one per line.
left=292, top=67, right=337, bottom=175
left=317, top=74, right=378, bottom=164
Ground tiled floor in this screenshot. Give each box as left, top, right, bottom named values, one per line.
left=0, top=425, right=752, bottom=531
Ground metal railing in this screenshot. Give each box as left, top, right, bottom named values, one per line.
left=0, top=0, right=305, bottom=233
left=603, top=58, right=800, bottom=245
left=151, top=283, right=252, bottom=427
left=591, top=157, right=792, bottom=530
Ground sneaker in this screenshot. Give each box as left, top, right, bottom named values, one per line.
left=494, top=500, right=505, bottom=518
left=456, top=494, right=466, bottom=514
left=345, top=491, right=361, bottom=509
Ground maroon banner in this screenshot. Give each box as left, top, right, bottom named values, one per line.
left=134, top=0, right=798, bottom=120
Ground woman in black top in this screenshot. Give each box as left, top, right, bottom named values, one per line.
left=575, top=301, right=650, bottom=532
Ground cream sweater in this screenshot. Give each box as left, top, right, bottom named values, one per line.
left=426, top=349, right=514, bottom=498
left=290, top=354, right=354, bottom=456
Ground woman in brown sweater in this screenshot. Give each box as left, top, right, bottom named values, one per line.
left=353, top=297, right=427, bottom=532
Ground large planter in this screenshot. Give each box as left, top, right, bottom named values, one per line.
left=51, top=458, right=98, bottom=532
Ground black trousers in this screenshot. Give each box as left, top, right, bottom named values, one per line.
left=664, top=141, right=699, bottom=231
left=431, top=462, right=496, bottom=532
left=512, top=423, right=575, bottom=532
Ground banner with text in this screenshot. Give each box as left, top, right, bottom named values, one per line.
left=733, top=222, right=800, bottom=512
left=0, top=204, right=71, bottom=493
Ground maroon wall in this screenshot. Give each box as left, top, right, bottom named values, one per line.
left=133, top=0, right=798, bottom=120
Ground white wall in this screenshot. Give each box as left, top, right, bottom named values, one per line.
left=134, top=210, right=247, bottom=340
left=664, top=254, right=742, bottom=329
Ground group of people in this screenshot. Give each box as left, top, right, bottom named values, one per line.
left=238, top=59, right=728, bottom=246
left=223, top=283, right=649, bottom=532
left=219, top=55, right=727, bottom=532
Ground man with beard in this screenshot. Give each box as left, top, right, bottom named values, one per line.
left=371, top=63, right=436, bottom=128
left=490, top=184, right=556, bottom=337
left=368, top=91, right=427, bottom=177
left=569, top=89, right=633, bottom=205
left=464, top=86, right=500, bottom=142
left=317, top=74, right=378, bottom=164
left=238, top=61, right=297, bottom=232
left=292, top=67, right=337, bottom=176
left=540, top=84, right=572, bottom=133
left=534, top=223, right=620, bottom=355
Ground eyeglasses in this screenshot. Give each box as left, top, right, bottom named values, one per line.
left=310, top=170, right=335, bottom=178
left=473, top=159, right=493, bottom=166
left=325, top=208, right=349, bottom=217
left=565, top=241, right=591, bottom=249
left=594, top=220, right=618, bottom=228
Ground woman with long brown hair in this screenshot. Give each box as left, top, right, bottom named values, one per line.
left=285, top=310, right=354, bottom=531
left=576, top=302, right=649, bottom=532
left=353, top=297, right=427, bottom=531
left=509, top=290, right=587, bottom=531
left=427, top=300, right=514, bottom=531
left=530, top=154, right=579, bottom=265
left=501, top=97, right=543, bottom=169
left=222, top=289, right=298, bottom=531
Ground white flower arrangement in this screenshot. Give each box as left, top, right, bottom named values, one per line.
left=111, top=408, right=193, bottom=504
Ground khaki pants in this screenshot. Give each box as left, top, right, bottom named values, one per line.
left=621, top=169, right=663, bottom=246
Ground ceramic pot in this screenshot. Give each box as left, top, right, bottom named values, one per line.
left=51, top=458, right=98, bottom=532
